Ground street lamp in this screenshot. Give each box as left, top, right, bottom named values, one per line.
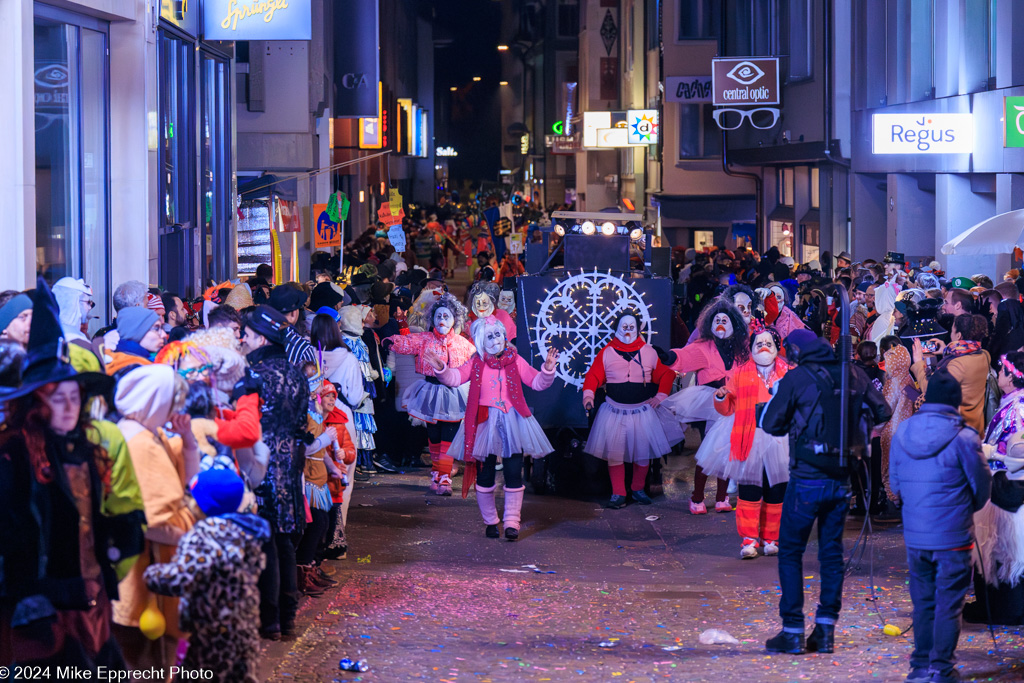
left=497, top=45, right=509, bottom=51
left=499, top=81, right=508, bottom=86
left=449, top=86, right=457, bottom=91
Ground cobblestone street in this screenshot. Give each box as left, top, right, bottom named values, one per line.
left=258, top=456, right=1024, bottom=682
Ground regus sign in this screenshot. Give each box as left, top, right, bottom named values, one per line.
left=203, top=0, right=311, bottom=40
left=872, top=113, right=973, bottom=154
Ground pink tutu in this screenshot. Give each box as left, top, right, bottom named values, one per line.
left=584, top=397, right=685, bottom=465
left=692, top=414, right=790, bottom=486
left=448, top=407, right=553, bottom=461
left=660, top=385, right=727, bottom=426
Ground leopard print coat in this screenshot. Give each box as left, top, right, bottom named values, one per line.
left=144, top=513, right=270, bottom=682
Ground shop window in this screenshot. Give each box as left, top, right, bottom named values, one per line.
left=770, top=220, right=794, bottom=258
left=678, top=0, right=720, bottom=40
left=802, top=223, right=819, bottom=263
left=780, top=0, right=813, bottom=81
left=201, top=52, right=232, bottom=284
left=777, top=168, right=795, bottom=206
left=558, top=0, right=580, bottom=37
left=810, top=167, right=820, bottom=208
left=678, top=104, right=723, bottom=159
left=34, top=8, right=109, bottom=334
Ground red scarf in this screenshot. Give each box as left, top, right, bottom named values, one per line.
left=461, top=349, right=531, bottom=497
left=608, top=335, right=645, bottom=353
left=730, top=357, right=788, bottom=462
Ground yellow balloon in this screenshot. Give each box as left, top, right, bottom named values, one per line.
left=139, top=600, right=166, bottom=640
left=882, top=623, right=901, bottom=637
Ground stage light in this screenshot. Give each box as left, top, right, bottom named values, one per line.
left=499, top=81, right=509, bottom=86
left=449, top=86, right=457, bottom=91
left=497, top=45, right=509, bottom=51
left=553, top=224, right=565, bottom=237
left=472, top=76, right=482, bottom=82
left=601, top=222, right=616, bottom=236
left=580, top=221, right=596, bottom=235
left=630, top=227, right=644, bottom=240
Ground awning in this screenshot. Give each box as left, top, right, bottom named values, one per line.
left=767, top=205, right=795, bottom=223
left=726, top=140, right=842, bottom=166
left=799, top=209, right=820, bottom=224
left=239, top=174, right=298, bottom=201
left=941, top=209, right=1024, bottom=256
left=653, top=194, right=755, bottom=222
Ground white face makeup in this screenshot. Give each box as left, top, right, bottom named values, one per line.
left=733, top=293, right=752, bottom=324
left=712, top=313, right=733, bottom=339
left=752, top=331, right=778, bottom=367
left=483, top=324, right=507, bottom=355
left=433, top=306, right=455, bottom=335
left=472, top=293, right=495, bottom=318
left=497, top=291, right=515, bottom=314
left=615, top=315, right=639, bottom=344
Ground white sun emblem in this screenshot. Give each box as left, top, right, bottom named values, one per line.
left=532, top=269, right=654, bottom=389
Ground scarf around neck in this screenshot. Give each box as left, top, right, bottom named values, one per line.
left=463, top=349, right=530, bottom=460
left=730, top=357, right=787, bottom=461
left=945, top=339, right=982, bottom=358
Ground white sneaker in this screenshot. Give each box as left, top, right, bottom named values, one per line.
left=763, top=541, right=779, bottom=556
left=740, top=539, right=759, bottom=559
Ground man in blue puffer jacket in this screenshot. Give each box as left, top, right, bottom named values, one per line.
left=890, top=368, right=991, bottom=683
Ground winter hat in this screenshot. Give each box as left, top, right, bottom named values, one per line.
left=52, top=277, right=92, bottom=331
left=786, top=329, right=819, bottom=352
left=268, top=284, right=307, bottom=314
left=925, top=368, right=962, bottom=408
left=337, top=305, right=367, bottom=335
left=309, top=282, right=346, bottom=311
left=807, top=259, right=821, bottom=272
left=223, top=284, right=254, bottom=310
left=145, top=293, right=166, bottom=317
left=117, top=307, right=160, bottom=343
left=190, top=468, right=245, bottom=517
left=0, top=293, right=33, bottom=334
left=315, top=305, right=342, bottom=322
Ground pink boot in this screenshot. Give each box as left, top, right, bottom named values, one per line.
left=436, top=473, right=453, bottom=496
left=502, top=486, right=525, bottom=541
left=429, top=470, right=440, bottom=494
left=475, top=484, right=500, bottom=537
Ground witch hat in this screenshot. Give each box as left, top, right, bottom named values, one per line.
left=1, top=277, right=112, bottom=401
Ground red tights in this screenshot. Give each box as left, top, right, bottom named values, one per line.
left=608, top=463, right=650, bottom=497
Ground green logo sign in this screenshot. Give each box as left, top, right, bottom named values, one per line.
left=552, top=120, right=564, bottom=135
left=1006, top=97, right=1024, bottom=148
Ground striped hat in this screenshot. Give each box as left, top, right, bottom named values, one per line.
left=145, top=292, right=165, bottom=316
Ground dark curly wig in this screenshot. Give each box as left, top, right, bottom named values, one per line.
left=696, top=300, right=750, bottom=366
left=722, top=284, right=761, bottom=317
left=427, top=292, right=468, bottom=334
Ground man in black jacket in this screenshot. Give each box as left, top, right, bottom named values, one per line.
left=760, top=329, right=892, bottom=655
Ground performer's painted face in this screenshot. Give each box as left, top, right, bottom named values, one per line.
left=483, top=324, right=507, bottom=355
left=615, top=315, right=639, bottom=344
left=733, top=293, right=752, bottom=324
left=752, top=331, right=778, bottom=367
left=769, top=286, right=786, bottom=308
left=497, top=291, right=515, bottom=314
left=433, top=306, right=455, bottom=335
left=472, top=292, right=494, bottom=318
left=712, top=313, right=733, bottom=339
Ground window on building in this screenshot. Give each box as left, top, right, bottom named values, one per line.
left=678, top=104, right=723, bottom=159
left=558, top=0, right=580, bottom=38
left=647, top=0, right=660, bottom=50
left=201, top=52, right=232, bottom=284
left=34, top=8, right=110, bottom=334
left=810, top=167, right=820, bottom=208
left=885, top=0, right=932, bottom=104
left=678, top=0, right=720, bottom=40
left=802, top=223, right=819, bottom=262
left=727, top=0, right=775, bottom=55
left=780, top=0, right=813, bottom=81
left=778, top=168, right=795, bottom=206
left=989, top=0, right=997, bottom=82
left=770, top=221, right=794, bottom=257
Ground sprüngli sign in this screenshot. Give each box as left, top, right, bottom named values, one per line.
left=204, top=0, right=311, bottom=40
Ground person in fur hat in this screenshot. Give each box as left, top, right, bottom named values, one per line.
left=384, top=294, right=475, bottom=495
left=425, top=316, right=558, bottom=540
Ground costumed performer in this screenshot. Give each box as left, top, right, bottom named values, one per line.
left=468, top=280, right=516, bottom=340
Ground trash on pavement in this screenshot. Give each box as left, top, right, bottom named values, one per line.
left=698, top=628, right=740, bottom=645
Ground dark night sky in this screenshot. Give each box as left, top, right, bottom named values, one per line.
left=432, top=0, right=503, bottom=189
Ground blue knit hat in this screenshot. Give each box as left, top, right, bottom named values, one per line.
left=117, top=306, right=160, bottom=343
left=190, top=468, right=245, bottom=517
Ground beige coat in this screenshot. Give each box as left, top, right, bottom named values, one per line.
left=911, top=349, right=991, bottom=434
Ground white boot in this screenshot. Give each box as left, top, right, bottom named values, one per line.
left=503, top=486, right=525, bottom=541
left=475, top=484, right=500, bottom=525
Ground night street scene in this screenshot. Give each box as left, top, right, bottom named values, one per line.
left=6, top=0, right=1024, bottom=682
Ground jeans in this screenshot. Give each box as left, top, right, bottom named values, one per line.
left=258, top=531, right=300, bottom=634
left=778, top=478, right=851, bottom=631
left=906, top=547, right=972, bottom=682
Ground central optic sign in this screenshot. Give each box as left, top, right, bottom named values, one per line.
left=203, top=0, right=311, bottom=40
left=712, top=58, right=779, bottom=106
left=871, top=113, right=974, bottom=154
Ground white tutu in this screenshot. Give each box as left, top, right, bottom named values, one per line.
left=584, top=397, right=685, bottom=465
left=448, top=407, right=553, bottom=461
left=661, top=385, right=727, bottom=426
left=402, top=379, right=469, bottom=423
left=693, top=414, right=790, bottom=486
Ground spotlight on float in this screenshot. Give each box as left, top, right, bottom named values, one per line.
left=629, top=227, right=644, bottom=241
left=553, top=224, right=566, bottom=237
left=601, top=221, right=616, bottom=236
left=580, top=221, right=596, bottom=235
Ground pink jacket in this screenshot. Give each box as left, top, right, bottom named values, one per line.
left=773, top=306, right=807, bottom=340
left=582, top=341, right=674, bottom=404
left=387, top=329, right=476, bottom=377
left=668, top=339, right=730, bottom=386
left=438, top=356, right=555, bottom=412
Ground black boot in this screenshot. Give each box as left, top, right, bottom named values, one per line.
left=485, top=524, right=500, bottom=538
left=806, top=623, right=834, bottom=653
left=504, top=526, right=519, bottom=541
left=765, top=629, right=805, bottom=654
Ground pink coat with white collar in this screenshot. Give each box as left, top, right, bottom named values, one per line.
left=386, top=329, right=475, bottom=377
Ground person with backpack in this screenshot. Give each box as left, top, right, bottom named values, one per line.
left=760, top=329, right=892, bottom=655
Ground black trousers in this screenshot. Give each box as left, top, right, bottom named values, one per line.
left=296, top=508, right=330, bottom=565
left=258, top=530, right=300, bottom=634
left=475, top=454, right=525, bottom=488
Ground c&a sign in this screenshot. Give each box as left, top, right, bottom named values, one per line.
left=203, top=0, right=312, bottom=41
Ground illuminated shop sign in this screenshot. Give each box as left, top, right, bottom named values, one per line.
left=203, top=0, right=312, bottom=40
left=1005, top=97, right=1024, bottom=148
left=711, top=58, right=780, bottom=106
left=871, top=113, right=974, bottom=154
left=582, top=111, right=656, bottom=148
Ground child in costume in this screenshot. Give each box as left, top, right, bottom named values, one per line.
left=337, top=306, right=379, bottom=474
left=696, top=323, right=790, bottom=558
left=657, top=300, right=751, bottom=514
left=144, top=469, right=270, bottom=683
left=426, top=316, right=558, bottom=540
left=582, top=311, right=684, bottom=509
left=385, top=293, right=475, bottom=495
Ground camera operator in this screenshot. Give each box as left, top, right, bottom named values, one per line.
left=760, top=328, right=892, bottom=655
